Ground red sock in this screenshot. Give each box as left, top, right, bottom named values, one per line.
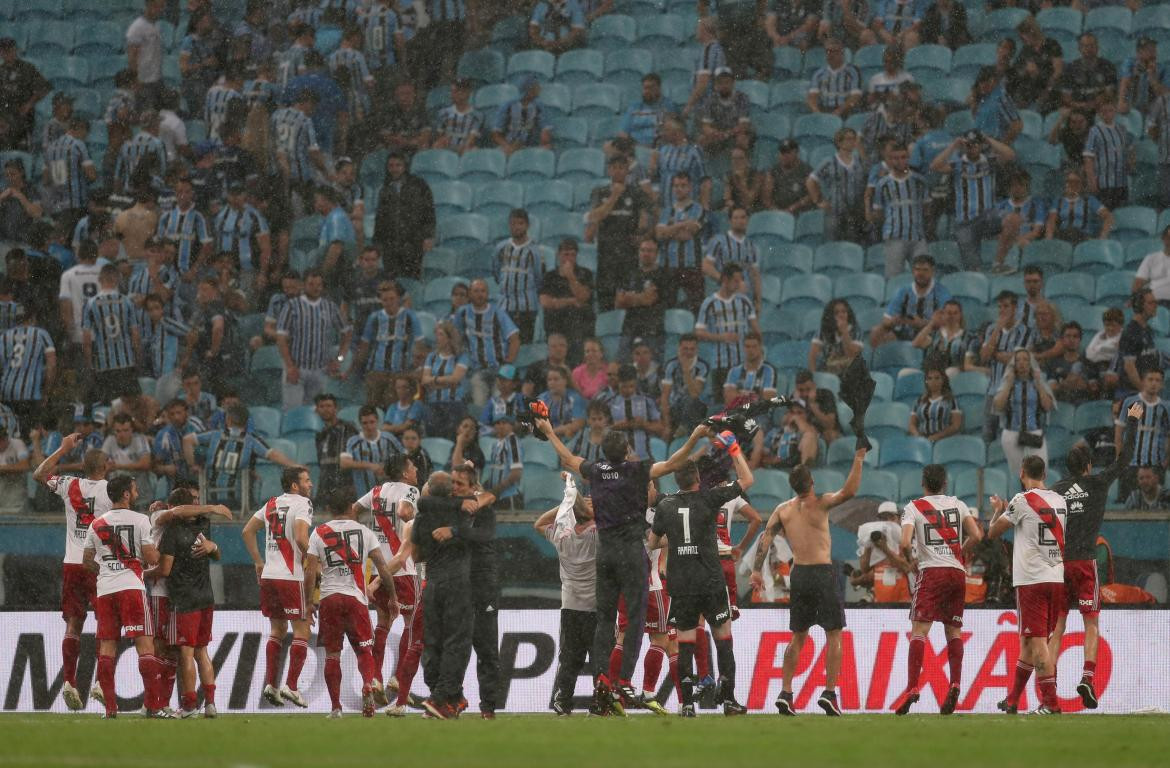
left=1009, top=661, right=1033, bottom=706
left=62, top=633, right=80, bottom=687
left=946, top=637, right=964, bottom=688
left=324, top=657, right=343, bottom=710
left=373, top=625, right=390, bottom=677
left=669, top=654, right=681, bottom=703
left=394, top=644, right=422, bottom=706
left=181, top=690, right=197, bottom=711
left=1082, top=659, right=1096, bottom=682
left=357, top=648, right=378, bottom=687
left=97, top=655, right=116, bottom=715
left=694, top=627, right=711, bottom=679
left=203, top=683, right=216, bottom=706
left=1037, top=675, right=1058, bottom=709
left=264, top=637, right=281, bottom=687
left=162, top=658, right=177, bottom=708
left=642, top=645, right=665, bottom=693
left=286, top=638, right=308, bottom=689
left=907, top=635, right=925, bottom=691
left=608, top=644, right=623, bottom=683
left=138, top=655, right=160, bottom=711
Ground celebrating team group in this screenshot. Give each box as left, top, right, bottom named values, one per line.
left=36, top=394, right=1141, bottom=718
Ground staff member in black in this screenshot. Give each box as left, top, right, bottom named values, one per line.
left=452, top=463, right=501, bottom=719
left=649, top=430, right=754, bottom=717
left=411, top=471, right=495, bottom=720
left=536, top=415, right=711, bottom=715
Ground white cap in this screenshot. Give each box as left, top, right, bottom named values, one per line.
left=877, top=501, right=899, bottom=517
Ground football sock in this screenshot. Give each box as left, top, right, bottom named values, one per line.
left=138, top=655, right=160, bottom=710
left=97, top=655, right=116, bottom=715
left=181, top=691, right=197, bottom=712
left=642, top=645, right=664, bottom=693
left=1082, top=659, right=1096, bottom=682
left=264, top=636, right=281, bottom=687
left=677, top=642, right=695, bottom=706
left=714, top=636, right=735, bottom=684
left=394, top=643, right=422, bottom=706
left=356, top=647, right=378, bottom=687
left=286, top=638, right=308, bottom=689
left=373, top=625, right=390, bottom=676
left=1009, top=661, right=1033, bottom=706
left=907, top=635, right=926, bottom=690
left=162, top=658, right=177, bottom=708
left=668, top=653, right=681, bottom=703
left=62, top=633, right=80, bottom=687
left=608, top=643, right=623, bottom=683
left=694, top=627, right=711, bottom=679
left=324, top=657, right=343, bottom=710
left=203, top=683, right=216, bottom=707
left=1037, top=675, right=1058, bottom=709
left=946, top=637, right=964, bottom=688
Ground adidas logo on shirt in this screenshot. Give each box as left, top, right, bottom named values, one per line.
left=1064, top=483, right=1089, bottom=500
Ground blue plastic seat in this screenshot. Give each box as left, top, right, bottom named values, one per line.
left=871, top=342, right=923, bottom=375
left=813, top=241, right=864, bottom=278
left=556, top=48, right=604, bottom=85
left=551, top=116, right=589, bottom=150
left=431, top=181, right=473, bottom=216
left=762, top=242, right=812, bottom=277
left=768, top=340, right=812, bottom=372
left=506, top=50, right=556, bottom=84
left=538, top=214, right=584, bottom=247
left=1125, top=238, right=1160, bottom=268
left=1072, top=240, right=1123, bottom=275
left=981, top=8, right=1031, bottom=39
left=422, top=277, right=470, bottom=309
left=894, top=370, right=925, bottom=404
left=747, top=211, right=795, bottom=247
left=595, top=309, right=626, bottom=337
left=792, top=113, right=843, bottom=152
left=760, top=307, right=803, bottom=344
left=950, top=370, right=989, bottom=398
left=74, top=20, right=123, bottom=56
left=828, top=437, right=881, bottom=469
left=1095, top=271, right=1136, bottom=306
left=857, top=470, right=900, bottom=500
left=1036, top=7, right=1083, bottom=42
left=1020, top=239, right=1072, bottom=273
left=771, top=46, right=803, bottom=79
left=589, top=14, right=637, bottom=50
left=507, top=148, right=556, bottom=182
left=636, top=14, right=685, bottom=53
left=853, top=44, right=887, bottom=77
left=556, top=147, right=605, bottom=184
left=864, top=402, right=912, bottom=442
left=525, top=179, right=575, bottom=216
left=572, top=83, right=621, bottom=118
left=1073, top=400, right=1114, bottom=434
left=489, top=14, right=526, bottom=51
left=422, top=438, right=454, bottom=466
left=1046, top=272, right=1095, bottom=303
left=941, top=271, right=990, bottom=304
left=794, top=210, right=824, bottom=245
left=1111, top=206, right=1157, bottom=241
left=769, top=79, right=809, bottom=113
left=410, top=149, right=459, bottom=182
left=539, top=82, right=572, bottom=119
left=459, top=149, right=507, bottom=183
left=779, top=274, right=832, bottom=313
left=834, top=273, right=885, bottom=313
left=879, top=435, right=932, bottom=470
left=521, top=437, right=560, bottom=469
left=457, top=48, right=505, bottom=85
left=524, top=467, right=568, bottom=508
left=604, top=48, right=653, bottom=85
left=475, top=180, right=525, bottom=219
left=735, top=79, right=770, bottom=111
left=248, top=406, right=283, bottom=439
left=951, top=43, right=997, bottom=79
left=906, top=44, right=952, bottom=77
left=1085, top=6, right=1132, bottom=35
left=250, top=345, right=284, bottom=374
left=472, top=83, right=519, bottom=111
left=422, top=247, right=461, bottom=280
left=664, top=308, right=695, bottom=338
left=438, top=214, right=491, bottom=254
left=281, top=406, right=324, bottom=437
left=932, top=435, right=986, bottom=472
left=924, top=77, right=972, bottom=108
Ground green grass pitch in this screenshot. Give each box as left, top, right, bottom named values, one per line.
left=2, top=713, right=1169, bottom=768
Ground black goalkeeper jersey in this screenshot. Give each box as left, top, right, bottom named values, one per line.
left=651, top=482, right=742, bottom=595
left=1051, top=416, right=1136, bottom=560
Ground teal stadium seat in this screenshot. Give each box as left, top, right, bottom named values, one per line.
left=556, top=49, right=604, bottom=85
left=736, top=79, right=770, bottom=111
left=1046, top=272, right=1095, bottom=303
left=834, top=273, right=885, bottom=313
left=1125, top=238, right=1160, bottom=268
left=489, top=15, right=527, bottom=52
left=539, top=214, right=584, bottom=246
left=589, top=14, right=637, bottom=51
left=524, top=468, right=565, bottom=509
left=857, top=470, right=900, bottom=500
left=906, top=44, right=952, bottom=77
left=459, top=149, right=507, bottom=182
left=1095, top=271, right=1136, bottom=306
left=981, top=8, right=1031, bottom=40
left=769, top=340, right=811, bottom=371
left=636, top=14, right=685, bottom=54
left=1134, top=6, right=1170, bottom=45
left=1085, top=6, right=1131, bottom=36
left=507, top=50, right=556, bottom=84
left=557, top=148, right=605, bottom=183
left=950, top=371, right=989, bottom=397
left=438, top=214, right=491, bottom=255
left=772, top=45, right=803, bottom=78
left=525, top=179, right=575, bottom=216
left=941, top=271, right=990, bottom=304
left=794, top=210, right=824, bottom=245
left=572, top=83, right=622, bottom=118
left=1036, top=7, right=1083, bottom=42
left=457, top=49, right=504, bottom=86
left=747, top=211, right=795, bottom=248
left=75, top=20, right=124, bottom=56
left=763, top=242, right=811, bottom=277
left=552, top=116, right=589, bottom=150
left=769, top=80, right=809, bottom=114
left=604, top=48, right=653, bottom=92
left=813, top=241, right=864, bottom=278
left=932, top=435, right=986, bottom=473
left=422, top=438, right=454, bottom=466
left=871, top=342, right=922, bottom=375
left=879, top=436, right=932, bottom=470
left=538, top=82, right=571, bottom=119
left=853, top=45, right=887, bottom=78
left=1020, top=239, right=1072, bottom=272
left=521, top=437, right=559, bottom=469
left=894, top=370, right=925, bottom=404
left=1073, top=400, right=1114, bottom=433
left=951, top=43, right=997, bottom=79
left=250, top=407, right=283, bottom=439
left=507, top=148, right=556, bottom=182
left=793, top=113, right=843, bottom=153
left=828, top=436, right=881, bottom=469
left=431, top=181, right=473, bottom=216
left=411, top=149, right=459, bottom=182
left=1071, top=240, right=1123, bottom=275
left=864, top=402, right=911, bottom=442
left=475, top=180, right=525, bottom=219
left=760, top=307, right=803, bottom=344
left=473, top=83, right=519, bottom=112
left=779, top=274, right=831, bottom=313
left=1111, top=206, right=1157, bottom=241
left=422, top=248, right=461, bottom=280
left=281, top=406, right=324, bottom=437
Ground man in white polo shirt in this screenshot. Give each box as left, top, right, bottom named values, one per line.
left=1133, top=225, right=1170, bottom=305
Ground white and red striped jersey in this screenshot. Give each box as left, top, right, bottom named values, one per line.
left=251, top=493, right=315, bottom=582
left=716, top=496, right=749, bottom=555
left=644, top=507, right=666, bottom=591
left=83, top=508, right=152, bottom=596
left=47, top=475, right=112, bottom=564
left=1003, top=488, right=1067, bottom=586
left=356, top=481, right=419, bottom=576
left=308, top=519, right=380, bottom=605
left=901, top=494, right=972, bottom=572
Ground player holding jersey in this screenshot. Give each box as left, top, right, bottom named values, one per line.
left=714, top=493, right=761, bottom=620
left=81, top=476, right=159, bottom=719
left=891, top=464, right=983, bottom=716
left=990, top=455, right=1068, bottom=715
left=352, top=454, right=423, bottom=715
left=241, top=466, right=315, bottom=708
left=34, top=432, right=110, bottom=711
left=305, top=493, right=400, bottom=718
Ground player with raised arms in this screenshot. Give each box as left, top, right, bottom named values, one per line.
left=241, top=465, right=315, bottom=708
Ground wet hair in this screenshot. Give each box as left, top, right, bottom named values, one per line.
left=789, top=465, right=813, bottom=495
left=922, top=464, right=946, bottom=494
left=1022, top=455, right=1046, bottom=481
left=602, top=430, right=630, bottom=463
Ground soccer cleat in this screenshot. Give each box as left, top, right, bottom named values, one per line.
left=422, top=698, right=448, bottom=720
left=775, top=690, right=796, bottom=716
left=441, top=702, right=461, bottom=720
left=589, top=677, right=613, bottom=717
left=481, top=710, right=496, bottom=720
left=996, top=698, right=1018, bottom=715
left=678, top=704, right=697, bottom=718
left=101, top=712, right=117, bottom=720
left=203, top=703, right=217, bottom=719
left=456, top=697, right=469, bottom=714
left=327, top=709, right=343, bottom=719
left=370, top=679, right=388, bottom=708
left=1029, top=705, right=1061, bottom=715
left=723, top=699, right=747, bottom=716
left=891, top=688, right=920, bottom=716
left=279, top=685, right=308, bottom=708
left=817, top=690, right=842, bottom=716
left=385, top=704, right=408, bottom=717
left=145, top=708, right=177, bottom=719
left=614, top=682, right=638, bottom=711
left=696, top=676, right=717, bottom=709
left=362, top=685, right=376, bottom=718
left=551, top=699, right=572, bottom=717
left=62, top=682, right=83, bottom=711
left=406, top=692, right=427, bottom=710
left=385, top=675, right=399, bottom=694
left=1077, top=679, right=1098, bottom=710
left=262, top=684, right=284, bottom=707
left=180, top=707, right=200, bottom=719
left=640, top=695, right=669, bottom=716
left=90, top=685, right=106, bottom=706
left=939, top=686, right=960, bottom=716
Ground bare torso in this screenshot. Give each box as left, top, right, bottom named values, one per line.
left=776, top=493, right=832, bottom=566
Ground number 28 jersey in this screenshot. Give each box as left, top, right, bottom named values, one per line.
left=1002, top=488, right=1067, bottom=587
left=355, top=481, right=419, bottom=576
left=307, top=519, right=380, bottom=605
left=47, top=475, right=112, bottom=565
left=83, top=509, right=152, bottom=597
left=651, top=482, right=743, bottom=596
left=252, top=493, right=315, bottom=582
left=901, top=494, right=973, bottom=572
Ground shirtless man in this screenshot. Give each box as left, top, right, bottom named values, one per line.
left=756, top=448, right=866, bottom=716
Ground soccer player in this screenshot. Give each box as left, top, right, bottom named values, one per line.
left=1049, top=401, right=1142, bottom=709
left=240, top=466, right=316, bottom=708
left=715, top=488, right=762, bottom=621
left=340, top=405, right=403, bottom=495
left=989, top=455, right=1068, bottom=714
left=81, top=476, right=159, bottom=719
left=34, top=433, right=110, bottom=711
left=891, top=464, right=984, bottom=715
left=352, top=454, right=422, bottom=715
left=649, top=430, right=754, bottom=716
left=534, top=415, right=711, bottom=715
left=305, top=492, right=399, bottom=717
left=764, top=446, right=868, bottom=715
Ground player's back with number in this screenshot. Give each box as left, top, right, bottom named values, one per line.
left=85, top=508, right=152, bottom=595
left=902, top=494, right=972, bottom=572
left=1004, top=488, right=1067, bottom=585
left=48, top=475, right=111, bottom=564
left=253, top=493, right=314, bottom=581
left=308, top=519, right=380, bottom=604
left=356, top=481, right=419, bottom=573
left=652, top=483, right=742, bottom=596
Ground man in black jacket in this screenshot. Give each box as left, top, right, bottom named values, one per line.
left=372, top=151, right=435, bottom=281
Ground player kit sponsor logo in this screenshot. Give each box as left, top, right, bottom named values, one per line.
left=123, top=625, right=144, bottom=633
left=1, top=611, right=1163, bottom=713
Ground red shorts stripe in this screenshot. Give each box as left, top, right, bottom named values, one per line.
left=150, top=595, right=171, bottom=641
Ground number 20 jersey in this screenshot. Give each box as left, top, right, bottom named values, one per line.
left=900, top=494, right=973, bottom=572
left=47, top=475, right=112, bottom=565
left=307, top=519, right=380, bottom=605
left=83, top=509, right=152, bottom=596
left=251, top=493, right=315, bottom=582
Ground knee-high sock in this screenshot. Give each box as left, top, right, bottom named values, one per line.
left=203, top=683, right=216, bottom=706
left=607, top=643, right=623, bottom=684
left=161, top=657, right=177, bottom=708
left=393, top=643, right=423, bottom=706
left=1009, top=661, right=1033, bottom=706
left=97, top=655, right=116, bottom=716
left=357, top=647, right=378, bottom=687
left=694, top=627, right=710, bottom=679
left=1083, top=659, right=1096, bottom=683
left=324, top=657, right=343, bottom=710
left=642, top=645, right=665, bottom=693
left=62, top=633, right=81, bottom=687
left=669, top=653, right=681, bottom=703
left=907, top=635, right=926, bottom=691
left=285, top=638, right=308, bottom=689
left=373, top=625, right=390, bottom=677
left=677, top=642, right=695, bottom=706
left=714, top=636, right=735, bottom=690
left=264, top=637, right=281, bottom=687
left=1037, top=675, right=1058, bottom=709
left=946, top=637, right=964, bottom=688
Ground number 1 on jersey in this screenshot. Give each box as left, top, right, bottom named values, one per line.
left=678, top=507, right=691, bottom=544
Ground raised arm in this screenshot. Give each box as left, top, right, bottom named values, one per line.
left=534, top=416, right=584, bottom=474
left=822, top=448, right=867, bottom=508
left=33, top=432, right=80, bottom=484
left=1103, top=402, right=1142, bottom=485
left=650, top=423, right=712, bottom=480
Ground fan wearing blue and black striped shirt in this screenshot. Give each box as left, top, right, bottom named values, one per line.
left=81, top=264, right=141, bottom=406
left=0, top=303, right=55, bottom=434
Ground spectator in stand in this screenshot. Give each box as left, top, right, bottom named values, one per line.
left=763, top=139, right=813, bottom=213
left=651, top=116, right=710, bottom=209
left=1014, top=266, right=1046, bottom=329
left=376, top=79, right=431, bottom=159
left=1061, top=33, right=1118, bottom=113
left=276, top=268, right=351, bottom=408
left=615, top=239, right=671, bottom=361
left=807, top=39, right=863, bottom=117
left=179, top=9, right=221, bottom=119
left=1134, top=225, right=1170, bottom=305
left=994, top=348, right=1054, bottom=480
left=871, top=254, right=951, bottom=347
left=482, top=413, right=524, bottom=510
left=524, top=333, right=571, bottom=397
left=656, top=173, right=710, bottom=314
left=1116, top=369, right=1170, bottom=499
left=661, top=333, right=710, bottom=435
left=571, top=339, right=609, bottom=401
left=83, top=265, right=142, bottom=406
left=183, top=403, right=296, bottom=505
left=1148, top=84, right=1170, bottom=208
left=684, top=16, right=727, bottom=117
left=930, top=129, right=1016, bottom=271
left=571, top=401, right=611, bottom=465
left=433, top=78, right=483, bottom=155
left=385, top=375, right=427, bottom=437
left=766, top=0, right=821, bottom=51
left=187, top=277, right=240, bottom=392
left=114, top=188, right=160, bottom=266
left=1045, top=170, right=1113, bottom=244
left=313, top=393, right=357, bottom=502
left=332, top=159, right=366, bottom=249
left=492, top=77, right=553, bottom=155
left=287, top=50, right=349, bottom=160
left=1124, top=465, right=1170, bottom=511
left=970, top=67, right=1022, bottom=145
left=351, top=280, right=418, bottom=408
left=793, top=368, right=841, bottom=444
left=588, top=154, right=651, bottom=314
left=807, top=127, right=867, bottom=243
left=180, top=368, right=217, bottom=426
left=759, top=398, right=819, bottom=469
left=449, top=413, right=487, bottom=472
left=252, top=270, right=302, bottom=351
left=1031, top=301, right=1063, bottom=367
left=1117, top=288, right=1161, bottom=399
left=494, top=209, right=542, bottom=345
left=421, top=320, right=471, bottom=439
left=1048, top=107, right=1093, bottom=172
left=866, top=46, right=914, bottom=108
left=158, top=89, right=189, bottom=165
left=633, top=340, right=662, bottom=399
left=0, top=160, right=44, bottom=247
left=704, top=206, right=761, bottom=312
left=126, top=0, right=166, bottom=108
left=152, top=399, right=200, bottom=495
left=695, top=263, right=760, bottom=394
left=213, top=180, right=271, bottom=292
left=114, top=111, right=167, bottom=194
left=0, top=305, right=55, bottom=434
left=140, top=293, right=190, bottom=403
left=978, top=290, right=1034, bottom=443
left=372, top=151, right=435, bottom=281
left=44, top=118, right=97, bottom=233
left=696, top=67, right=752, bottom=165
left=360, top=1, right=403, bottom=73
left=529, top=0, right=586, bottom=53
left=399, top=425, right=434, bottom=486
left=343, top=246, right=383, bottom=338
left=920, top=0, right=970, bottom=49
left=272, top=89, right=328, bottom=213
left=312, top=185, right=357, bottom=287
left=870, top=0, right=923, bottom=49
left=539, top=364, right=587, bottom=440
left=41, top=93, right=73, bottom=157
left=329, top=25, right=375, bottom=127
left=991, top=171, right=1047, bottom=274
left=341, top=405, right=404, bottom=495
left=810, top=299, right=864, bottom=376
left=0, top=426, right=29, bottom=514
left=540, top=239, right=595, bottom=359
left=1083, top=95, right=1134, bottom=210
left=0, top=37, right=50, bottom=151
left=723, top=332, right=778, bottom=405
left=608, top=364, right=665, bottom=460
left=480, top=365, right=525, bottom=430
left=720, top=148, right=766, bottom=214
left=614, top=74, right=675, bottom=150
left=1006, top=17, right=1063, bottom=112
left=1119, top=37, right=1168, bottom=115
left=909, top=367, right=961, bottom=442
left=871, top=140, right=929, bottom=278
left=1046, top=321, right=1100, bottom=404
left=819, top=0, right=876, bottom=50
left=102, top=414, right=153, bottom=506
